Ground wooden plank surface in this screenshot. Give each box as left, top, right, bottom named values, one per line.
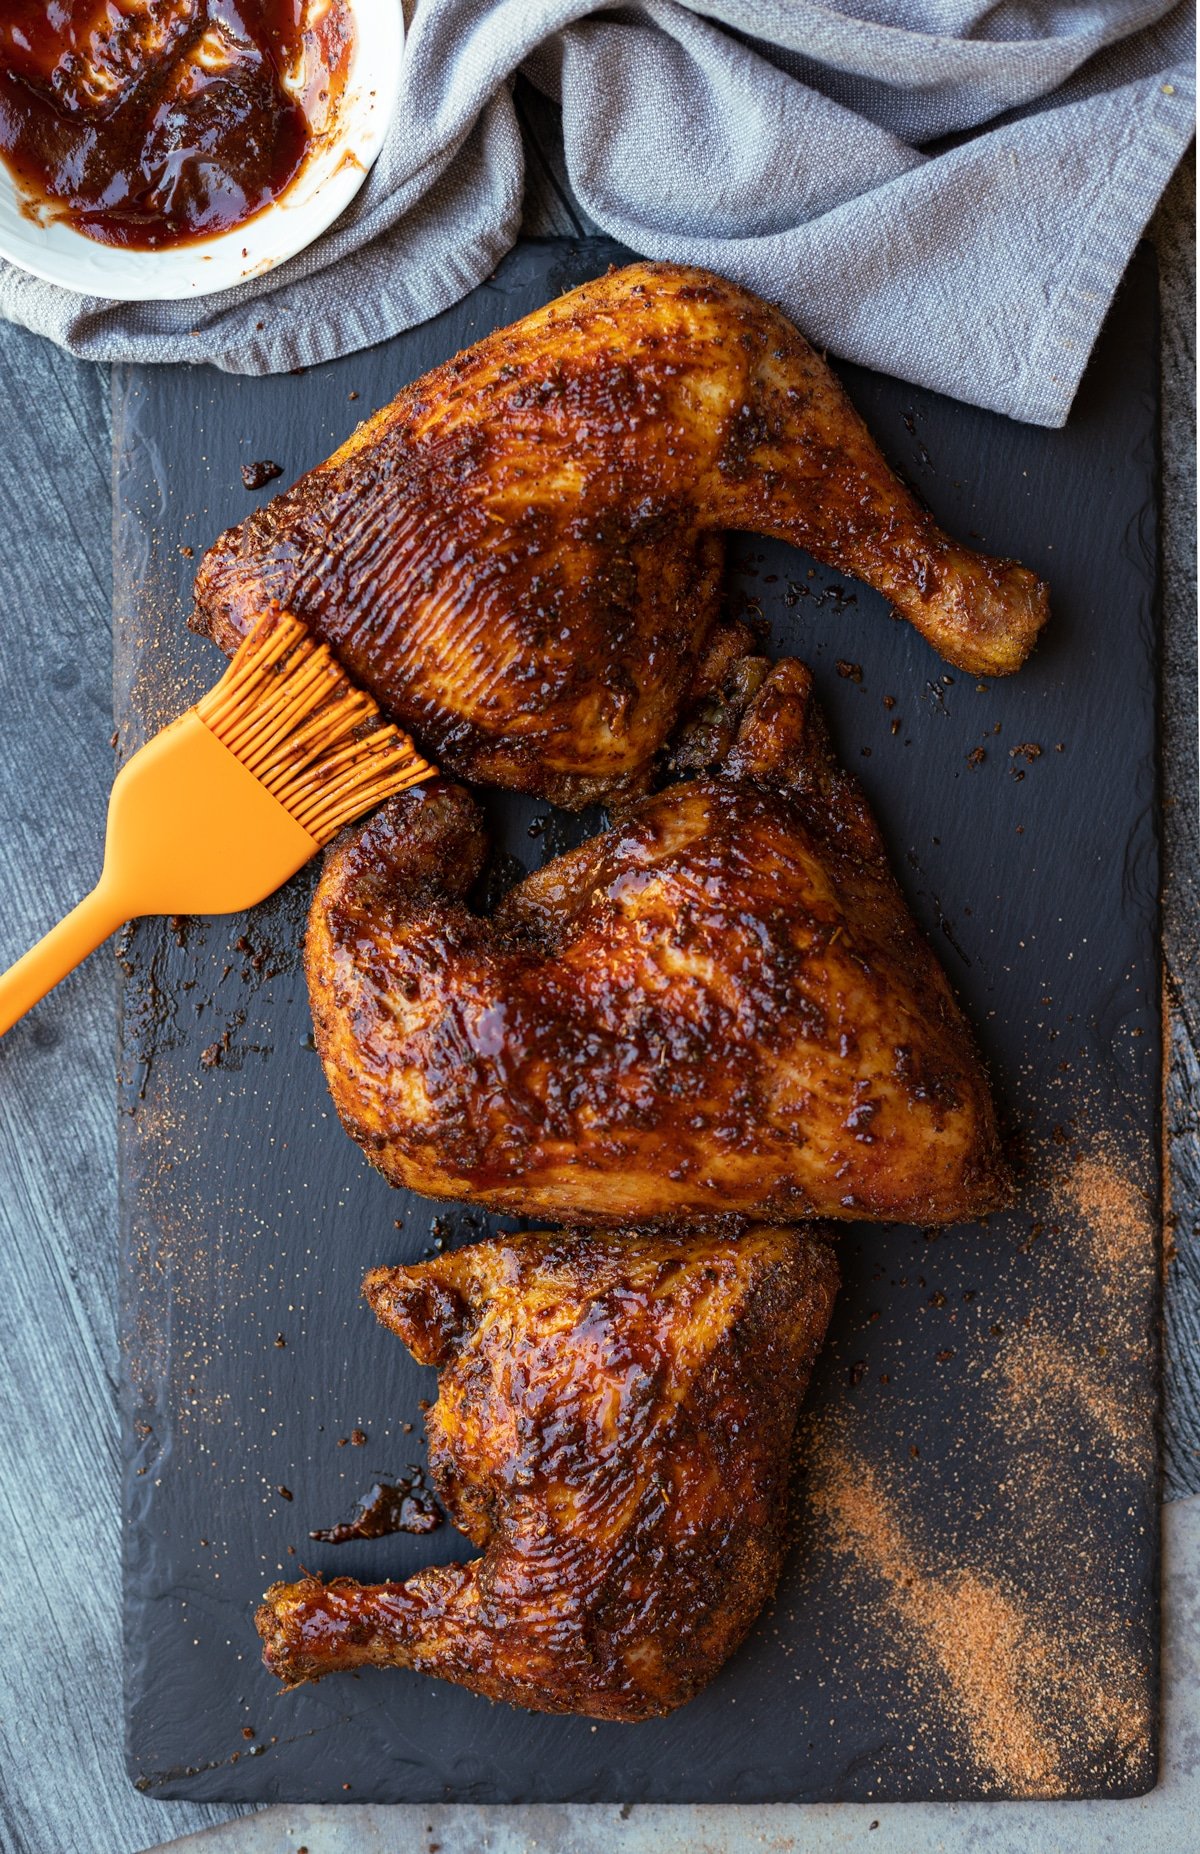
left=1158, top=152, right=1200, bottom=1499
left=0, top=332, right=250, bottom=1854
left=0, top=108, right=1192, bottom=1852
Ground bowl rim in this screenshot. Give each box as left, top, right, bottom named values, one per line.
left=0, top=0, right=402, bottom=304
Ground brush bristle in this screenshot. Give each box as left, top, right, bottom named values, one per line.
left=196, top=606, right=433, bottom=842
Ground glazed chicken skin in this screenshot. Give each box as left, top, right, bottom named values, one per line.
left=195, top=262, right=1048, bottom=807
left=256, top=1225, right=839, bottom=1720
left=307, top=655, right=1008, bottom=1226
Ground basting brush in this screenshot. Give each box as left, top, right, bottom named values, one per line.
left=0, top=605, right=434, bottom=1036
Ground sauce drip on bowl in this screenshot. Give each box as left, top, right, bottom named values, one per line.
left=0, top=1, right=352, bottom=249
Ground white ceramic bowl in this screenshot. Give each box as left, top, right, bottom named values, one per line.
left=0, top=1, right=402, bottom=303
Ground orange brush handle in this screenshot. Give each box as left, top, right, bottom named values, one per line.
left=0, top=712, right=319, bottom=1038
left=0, top=881, right=128, bottom=1035
left=0, top=598, right=433, bottom=1040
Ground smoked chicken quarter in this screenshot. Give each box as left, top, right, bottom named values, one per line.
left=305, top=656, right=1009, bottom=1226
left=257, top=1225, right=840, bottom=1720
left=194, top=262, right=1048, bottom=808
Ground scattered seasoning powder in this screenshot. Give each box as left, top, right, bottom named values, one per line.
left=992, top=1327, right=1151, bottom=1478
left=984, top=1138, right=1157, bottom=1478
left=1065, top=1147, right=1156, bottom=1278
left=808, top=1437, right=1150, bottom=1797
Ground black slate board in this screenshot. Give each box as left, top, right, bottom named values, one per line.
left=115, top=238, right=1162, bottom=1804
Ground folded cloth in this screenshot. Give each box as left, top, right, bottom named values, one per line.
left=0, top=1, right=1191, bottom=425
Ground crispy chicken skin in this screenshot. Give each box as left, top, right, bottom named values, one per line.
left=306, top=656, right=1009, bottom=1226
left=256, top=1225, right=839, bottom=1719
left=194, top=262, right=1047, bottom=806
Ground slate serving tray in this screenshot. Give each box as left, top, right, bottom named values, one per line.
left=115, top=238, right=1162, bottom=1804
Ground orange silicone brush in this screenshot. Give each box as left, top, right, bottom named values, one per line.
left=0, top=605, right=433, bottom=1036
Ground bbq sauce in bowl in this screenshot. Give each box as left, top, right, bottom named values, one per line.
left=0, top=1, right=353, bottom=250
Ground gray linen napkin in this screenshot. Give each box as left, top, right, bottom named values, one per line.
left=0, top=1, right=1192, bottom=425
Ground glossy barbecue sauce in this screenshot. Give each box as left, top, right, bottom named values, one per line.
left=309, top=1477, right=442, bottom=1543
left=0, top=1, right=352, bottom=249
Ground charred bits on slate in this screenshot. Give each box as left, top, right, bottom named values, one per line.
left=241, top=459, right=284, bottom=491
left=310, top=1478, right=443, bottom=1542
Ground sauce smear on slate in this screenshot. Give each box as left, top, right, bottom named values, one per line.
left=309, top=1478, right=442, bottom=1543
left=0, top=0, right=352, bottom=248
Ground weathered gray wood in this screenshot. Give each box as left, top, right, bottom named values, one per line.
left=0, top=332, right=243, bottom=1852
left=1156, top=148, right=1200, bottom=1499
left=514, top=77, right=603, bottom=239
left=0, top=102, right=1192, bottom=1852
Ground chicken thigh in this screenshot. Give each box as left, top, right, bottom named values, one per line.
left=256, top=1224, right=839, bottom=1720
left=195, top=262, right=1047, bottom=806
left=306, top=655, right=1008, bottom=1226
